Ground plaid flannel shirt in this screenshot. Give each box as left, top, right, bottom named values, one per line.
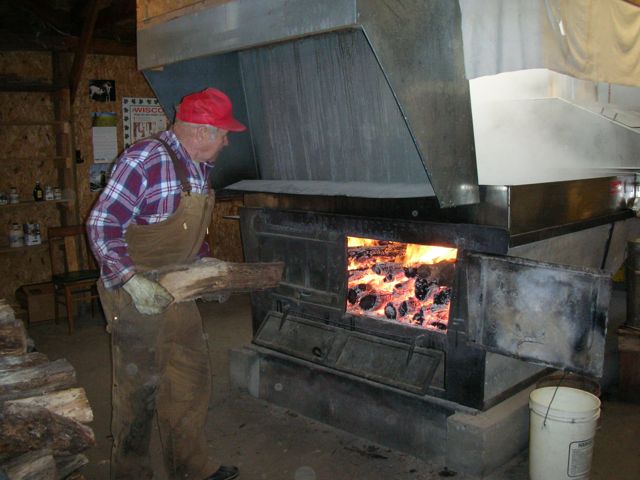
left=87, top=130, right=214, bottom=289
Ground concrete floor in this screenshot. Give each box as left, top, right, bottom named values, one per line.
left=28, top=292, right=640, bottom=480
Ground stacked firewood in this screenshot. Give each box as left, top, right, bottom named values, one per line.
left=0, top=301, right=95, bottom=480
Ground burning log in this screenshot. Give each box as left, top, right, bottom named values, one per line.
left=146, top=258, right=284, bottom=303
left=348, top=243, right=406, bottom=265
left=414, top=277, right=437, bottom=300
left=384, top=303, right=397, bottom=319
left=347, top=269, right=371, bottom=284
left=347, top=284, right=370, bottom=305
left=359, top=292, right=393, bottom=311
left=346, top=238, right=456, bottom=332
left=412, top=309, right=425, bottom=325
left=403, top=266, right=418, bottom=278
left=432, top=287, right=452, bottom=310
left=398, top=298, right=421, bottom=318
left=372, top=262, right=405, bottom=277
left=429, top=321, right=448, bottom=331
left=416, top=261, right=456, bottom=285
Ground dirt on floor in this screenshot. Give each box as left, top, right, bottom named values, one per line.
left=27, top=293, right=640, bottom=480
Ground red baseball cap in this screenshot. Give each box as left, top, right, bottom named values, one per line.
left=176, top=88, right=246, bottom=132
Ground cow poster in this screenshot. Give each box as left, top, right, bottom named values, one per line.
left=122, top=97, right=168, bottom=148
left=89, top=80, right=116, bottom=102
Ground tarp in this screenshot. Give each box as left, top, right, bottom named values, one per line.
left=460, top=0, right=640, bottom=87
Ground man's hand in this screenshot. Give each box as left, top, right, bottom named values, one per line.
left=123, top=274, right=174, bottom=315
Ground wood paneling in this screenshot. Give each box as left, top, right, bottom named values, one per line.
left=137, top=0, right=232, bottom=29
left=73, top=54, right=155, bottom=221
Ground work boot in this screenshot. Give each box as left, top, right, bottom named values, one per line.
left=204, top=465, right=239, bottom=480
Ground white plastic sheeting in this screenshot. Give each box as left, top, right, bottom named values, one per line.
left=460, top=0, right=640, bottom=87
left=461, top=1, right=640, bottom=185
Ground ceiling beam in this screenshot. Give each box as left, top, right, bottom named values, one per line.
left=0, top=31, right=135, bottom=56
left=65, top=37, right=136, bottom=56
left=20, top=0, right=74, bottom=35
left=69, top=0, right=103, bottom=104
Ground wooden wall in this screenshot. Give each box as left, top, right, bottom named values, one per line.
left=0, top=49, right=245, bottom=304
left=208, top=196, right=244, bottom=263
left=73, top=54, right=155, bottom=221
left=0, top=52, right=63, bottom=303
left=137, top=0, right=231, bottom=29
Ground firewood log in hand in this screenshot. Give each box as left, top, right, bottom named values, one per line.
left=145, top=257, right=285, bottom=304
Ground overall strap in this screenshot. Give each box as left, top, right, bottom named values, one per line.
left=153, top=135, right=192, bottom=194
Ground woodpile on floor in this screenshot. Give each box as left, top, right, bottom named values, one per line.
left=0, top=301, right=94, bottom=480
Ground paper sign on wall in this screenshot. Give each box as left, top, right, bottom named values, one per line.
left=91, top=112, right=118, bottom=163
left=122, top=97, right=168, bottom=148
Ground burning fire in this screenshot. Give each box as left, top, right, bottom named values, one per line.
left=346, top=237, right=457, bottom=332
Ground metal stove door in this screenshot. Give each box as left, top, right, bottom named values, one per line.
left=460, top=252, right=611, bottom=377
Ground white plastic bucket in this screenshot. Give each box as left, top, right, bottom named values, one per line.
left=529, top=386, right=601, bottom=480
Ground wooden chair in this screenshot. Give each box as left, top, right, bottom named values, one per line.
left=48, top=225, right=100, bottom=334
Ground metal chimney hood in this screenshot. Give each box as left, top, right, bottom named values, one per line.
left=138, top=0, right=479, bottom=207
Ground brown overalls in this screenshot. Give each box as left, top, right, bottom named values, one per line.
left=98, top=137, right=216, bottom=480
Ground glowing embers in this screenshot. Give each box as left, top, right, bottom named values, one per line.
left=346, top=237, right=457, bottom=332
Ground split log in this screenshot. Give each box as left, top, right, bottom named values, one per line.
left=55, top=454, right=88, bottom=479
left=6, top=388, right=93, bottom=423
left=0, top=359, right=76, bottom=402
left=0, top=301, right=27, bottom=356
left=371, top=262, right=405, bottom=277
left=147, top=258, right=284, bottom=303
left=348, top=243, right=405, bottom=264
left=0, top=448, right=56, bottom=480
left=0, top=352, right=49, bottom=371
left=0, top=404, right=95, bottom=461
left=416, top=261, right=456, bottom=285
left=347, top=269, right=372, bottom=283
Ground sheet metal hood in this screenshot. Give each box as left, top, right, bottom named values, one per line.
left=138, top=0, right=479, bottom=207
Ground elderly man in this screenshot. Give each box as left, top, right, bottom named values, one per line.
left=87, top=88, right=245, bottom=480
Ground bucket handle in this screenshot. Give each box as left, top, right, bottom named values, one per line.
left=543, top=371, right=568, bottom=427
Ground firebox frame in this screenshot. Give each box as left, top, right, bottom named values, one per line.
left=243, top=206, right=520, bottom=409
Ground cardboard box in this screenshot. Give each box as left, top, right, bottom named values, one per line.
left=18, top=282, right=56, bottom=324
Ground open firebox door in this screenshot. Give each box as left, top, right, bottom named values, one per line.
left=460, top=252, right=611, bottom=378
left=251, top=214, right=612, bottom=404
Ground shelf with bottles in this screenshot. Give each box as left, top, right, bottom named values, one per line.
left=0, top=198, right=70, bottom=209
left=2, top=221, right=45, bottom=254
left=0, top=241, right=48, bottom=254
left=0, top=183, right=67, bottom=208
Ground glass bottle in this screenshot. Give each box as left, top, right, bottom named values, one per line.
left=33, top=181, right=44, bottom=202
left=9, top=187, right=19, bottom=204
left=9, top=223, right=24, bottom=247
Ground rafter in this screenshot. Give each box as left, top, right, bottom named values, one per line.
left=69, top=0, right=103, bottom=104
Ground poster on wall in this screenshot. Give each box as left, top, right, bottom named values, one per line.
left=89, top=80, right=116, bottom=102
left=91, top=112, right=118, bottom=163
left=89, top=163, right=115, bottom=192
left=122, top=97, right=168, bottom=148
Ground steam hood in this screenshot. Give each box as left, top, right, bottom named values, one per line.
left=138, top=0, right=479, bottom=207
